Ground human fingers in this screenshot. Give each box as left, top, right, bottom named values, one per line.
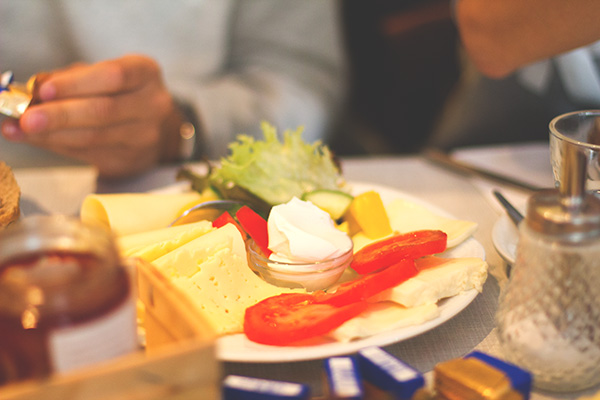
left=31, top=63, right=88, bottom=101
left=26, top=122, right=162, bottom=178
left=37, top=55, right=163, bottom=101
left=26, top=120, right=160, bottom=151
left=1, top=118, right=25, bottom=141
left=19, top=84, right=173, bottom=133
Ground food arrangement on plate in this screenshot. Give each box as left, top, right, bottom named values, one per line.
left=79, top=122, right=488, bottom=360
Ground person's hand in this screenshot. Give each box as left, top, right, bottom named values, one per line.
left=1, top=55, right=183, bottom=178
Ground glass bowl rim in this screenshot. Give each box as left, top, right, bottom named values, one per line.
left=246, top=238, right=353, bottom=274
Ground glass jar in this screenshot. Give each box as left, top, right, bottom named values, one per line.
left=496, top=189, right=600, bottom=391
left=0, top=215, right=138, bottom=385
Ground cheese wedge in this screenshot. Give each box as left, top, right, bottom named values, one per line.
left=374, top=256, right=488, bottom=308
left=153, top=224, right=302, bottom=335
left=352, top=198, right=478, bottom=251
left=330, top=301, right=440, bottom=342
left=80, top=192, right=205, bottom=236
left=118, top=220, right=214, bottom=262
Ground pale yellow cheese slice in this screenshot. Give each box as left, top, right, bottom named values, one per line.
left=352, top=198, right=478, bottom=251
left=118, top=220, right=214, bottom=262
left=80, top=192, right=205, bottom=236
left=152, top=223, right=245, bottom=278
left=152, top=224, right=302, bottom=335
left=386, top=198, right=477, bottom=247
left=330, top=301, right=440, bottom=342
left=373, top=256, right=488, bottom=307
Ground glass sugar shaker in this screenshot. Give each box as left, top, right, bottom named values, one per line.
left=496, top=147, right=600, bottom=391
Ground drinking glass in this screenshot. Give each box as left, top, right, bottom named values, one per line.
left=549, top=110, right=600, bottom=194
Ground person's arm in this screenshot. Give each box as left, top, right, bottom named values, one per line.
left=455, top=0, right=600, bottom=78
left=169, top=0, right=347, bottom=157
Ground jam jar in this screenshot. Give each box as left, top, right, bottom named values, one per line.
left=0, top=215, right=138, bottom=385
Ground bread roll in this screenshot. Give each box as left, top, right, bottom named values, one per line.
left=0, top=162, right=20, bottom=228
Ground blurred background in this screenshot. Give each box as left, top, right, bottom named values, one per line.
left=332, top=0, right=460, bottom=156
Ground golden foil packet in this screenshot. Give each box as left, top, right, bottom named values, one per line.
left=434, top=358, right=524, bottom=400
left=0, top=72, right=36, bottom=118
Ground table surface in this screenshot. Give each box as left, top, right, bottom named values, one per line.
left=12, top=142, right=600, bottom=399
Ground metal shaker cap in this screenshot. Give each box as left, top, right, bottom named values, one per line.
left=526, top=188, right=600, bottom=241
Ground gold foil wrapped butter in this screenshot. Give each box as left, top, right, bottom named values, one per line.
left=0, top=73, right=36, bottom=118
left=434, top=358, right=523, bottom=400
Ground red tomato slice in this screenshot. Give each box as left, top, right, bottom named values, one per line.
left=244, top=260, right=417, bottom=345
left=351, top=230, right=447, bottom=274
left=236, top=206, right=272, bottom=256
left=244, top=293, right=367, bottom=346
left=313, top=258, right=418, bottom=307
left=212, top=211, right=247, bottom=240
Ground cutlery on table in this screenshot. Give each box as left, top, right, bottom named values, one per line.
left=493, top=190, right=523, bottom=274
left=492, top=190, right=524, bottom=227
left=423, top=148, right=542, bottom=193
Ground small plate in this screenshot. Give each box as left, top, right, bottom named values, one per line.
left=492, top=214, right=519, bottom=265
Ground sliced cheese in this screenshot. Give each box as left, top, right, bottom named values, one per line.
left=153, top=224, right=302, bottom=335
left=118, top=220, right=214, bottom=262
left=386, top=198, right=478, bottom=248
left=330, top=301, right=440, bottom=342
left=152, top=223, right=246, bottom=278
left=352, top=198, right=478, bottom=252
left=374, top=256, right=488, bottom=308
left=80, top=192, right=205, bottom=236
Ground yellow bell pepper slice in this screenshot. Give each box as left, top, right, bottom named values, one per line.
left=348, top=190, right=392, bottom=239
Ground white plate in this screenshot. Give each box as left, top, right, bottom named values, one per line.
left=491, top=214, right=519, bottom=265
left=217, top=181, right=486, bottom=362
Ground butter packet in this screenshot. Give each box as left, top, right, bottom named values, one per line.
left=323, top=356, right=364, bottom=400
left=434, top=351, right=532, bottom=400
left=0, top=71, right=35, bottom=118
left=357, top=346, right=426, bottom=400
left=222, top=375, right=310, bottom=400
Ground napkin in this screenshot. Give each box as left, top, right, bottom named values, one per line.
left=452, top=142, right=554, bottom=217
left=14, top=166, right=98, bottom=217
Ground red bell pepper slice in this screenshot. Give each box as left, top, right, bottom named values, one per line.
left=244, top=293, right=367, bottom=346
left=236, top=206, right=271, bottom=256
left=313, top=258, right=418, bottom=307
left=212, top=211, right=248, bottom=240
left=350, top=230, right=447, bottom=274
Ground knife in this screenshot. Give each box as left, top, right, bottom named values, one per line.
left=493, top=190, right=525, bottom=226
left=423, top=148, right=542, bottom=193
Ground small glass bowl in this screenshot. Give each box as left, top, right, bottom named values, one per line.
left=246, top=239, right=353, bottom=292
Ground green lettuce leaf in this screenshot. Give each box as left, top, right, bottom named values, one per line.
left=209, top=122, right=345, bottom=206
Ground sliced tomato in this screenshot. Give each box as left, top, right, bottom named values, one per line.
left=236, top=205, right=271, bottom=256
left=314, top=258, right=418, bottom=307
left=351, top=230, right=447, bottom=274
left=212, top=211, right=247, bottom=240
left=244, top=293, right=367, bottom=346
left=243, top=260, right=417, bottom=345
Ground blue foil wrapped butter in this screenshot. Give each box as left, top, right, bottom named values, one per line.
left=222, top=375, right=310, bottom=400
left=465, top=351, right=532, bottom=400
left=357, top=346, right=425, bottom=400
left=324, top=356, right=364, bottom=399
left=434, top=351, right=532, bottom=400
